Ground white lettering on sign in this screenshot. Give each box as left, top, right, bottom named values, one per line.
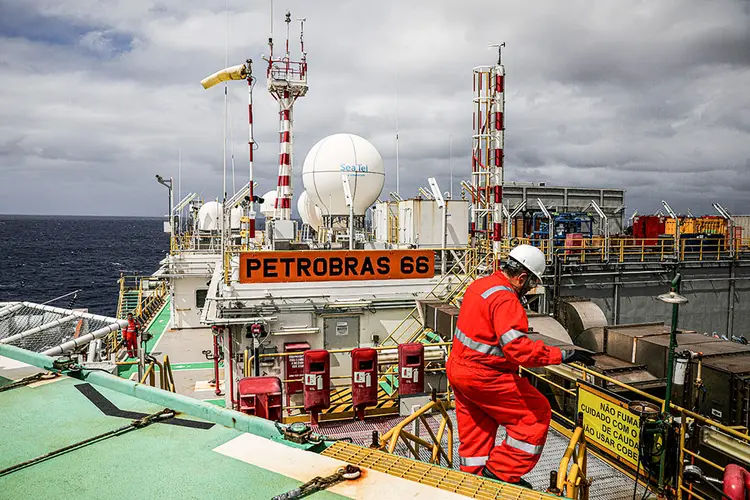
left=577, top=383, right=641, bottom=467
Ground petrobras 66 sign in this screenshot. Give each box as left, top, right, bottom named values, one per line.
left=239, top=250, right=435, bottom=284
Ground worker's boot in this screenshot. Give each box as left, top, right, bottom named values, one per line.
left=481, top=467, right=533, bottom=489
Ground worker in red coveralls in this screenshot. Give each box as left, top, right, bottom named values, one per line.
left=447, top=244, right=594, bottom=488
left=123, top=312, right=141, bottom=358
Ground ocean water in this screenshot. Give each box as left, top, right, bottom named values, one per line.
left=0, top=215, right=169, bottom=317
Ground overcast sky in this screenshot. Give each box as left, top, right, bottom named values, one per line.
left=0, top=0, right=748, bottom=218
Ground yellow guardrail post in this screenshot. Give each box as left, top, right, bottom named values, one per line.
left=556, top=414, right=589, bottom=500
left=140, top=362, right=156, bottom=386
left=163, top=355, right=176, bottom=392
left=379, top=396, right=453, bottom=467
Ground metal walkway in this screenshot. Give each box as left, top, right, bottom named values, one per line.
left=317, top=411, right=648, bottom=499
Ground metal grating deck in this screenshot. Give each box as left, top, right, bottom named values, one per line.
left=322, top=441, right=555, bottom=499
left=316, top=411, right=649, bottom=499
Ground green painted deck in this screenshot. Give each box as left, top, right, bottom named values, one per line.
left=0, top=375, right=346, bottom=500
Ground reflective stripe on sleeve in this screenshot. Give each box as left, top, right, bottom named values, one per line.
left=505, top=436, right=544, bottom=455
left=459, top=455, right=488, bottom=467
left=499, top=328, right=527, bottom=346
left=454, top=328, right=504, bottom=357
left=480, top=285, right=515, bottom=299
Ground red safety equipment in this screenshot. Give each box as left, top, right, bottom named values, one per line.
left=284, top=342, right=311, bottom=398
left=447, top=270, right=563, bottom=483
left=122, top=318, right=140, bottom=358
left=724, top=464, right=750, bottom=500
left=351, top=348, right=378, bottom=420
left=398, top=343, right=425, bottom=395
left=303, top=349, right=330, bottom=425
left=238, top=376, right=283, bottom=422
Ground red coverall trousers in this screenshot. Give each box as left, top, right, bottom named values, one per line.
left=448, top=355, right=551, bottom=482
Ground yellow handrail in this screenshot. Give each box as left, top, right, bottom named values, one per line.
left=379, top=397, right=454, bottom=467
left=556, top=423, right=589, bottom=499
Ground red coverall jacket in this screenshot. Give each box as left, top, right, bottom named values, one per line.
left=447, top=270, right=563, bottom=482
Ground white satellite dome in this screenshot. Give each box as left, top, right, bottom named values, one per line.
left=259, top=190, right=278, bottom=219
left=302, top=133, right=385, bottom=216
left=297, top=190, right=323, bottom=229
left=197, top=201, right=222, bottom=231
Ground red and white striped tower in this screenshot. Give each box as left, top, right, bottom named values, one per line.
left=490, top=43, right=505, bottom=255
left=266, top=12, right=308, bottom=220
left=471, top=44, right=506, bottom=260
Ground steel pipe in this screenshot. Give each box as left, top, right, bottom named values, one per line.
left=42, top=323, right=122, bottom=356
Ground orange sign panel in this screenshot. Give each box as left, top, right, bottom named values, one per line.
left=239, top=250, right=435, bottom=284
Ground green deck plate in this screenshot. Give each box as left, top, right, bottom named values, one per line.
left=144, top=298, right=171, bottom=352
left=205, top=398, right=227, bottom=408
left=0, top=377, right=347, bottom=500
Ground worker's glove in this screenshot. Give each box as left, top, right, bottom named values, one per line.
left=562, top=349, right=596, bottom=366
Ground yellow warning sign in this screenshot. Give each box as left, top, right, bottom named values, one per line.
left=577, top=382, right=641, bottom=467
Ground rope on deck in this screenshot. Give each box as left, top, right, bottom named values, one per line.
left=0, top=408, right=176, bottom=476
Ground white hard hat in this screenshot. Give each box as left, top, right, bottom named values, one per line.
left=508, top=244, right=546, bottom=280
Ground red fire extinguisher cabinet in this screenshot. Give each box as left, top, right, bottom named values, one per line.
left=398, top=343, right=425, bottom=395
left=351, top=347, right=378, bottom=420
left=303, top=349, right=330, bottom=424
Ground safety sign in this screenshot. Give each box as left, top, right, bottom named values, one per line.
left=577, top=382, right=641, bottom=467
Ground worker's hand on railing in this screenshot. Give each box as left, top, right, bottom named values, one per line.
left=562, top=349, right=596, bottom=366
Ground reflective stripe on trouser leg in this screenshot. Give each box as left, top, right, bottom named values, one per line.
left=459, top=456, right=488, bottom=467
left=505, top=435, right=544, bottom=455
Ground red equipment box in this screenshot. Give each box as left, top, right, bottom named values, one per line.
left=237, top=376, right=283, bottom=422
left=398, top=343, right=424, bottom=395
left=351, top=348, right=378, bottom=420
left=303, top=349, right=330, bottom=424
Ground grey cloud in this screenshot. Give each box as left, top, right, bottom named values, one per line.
left=0, top=0, right=748, bottom=218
